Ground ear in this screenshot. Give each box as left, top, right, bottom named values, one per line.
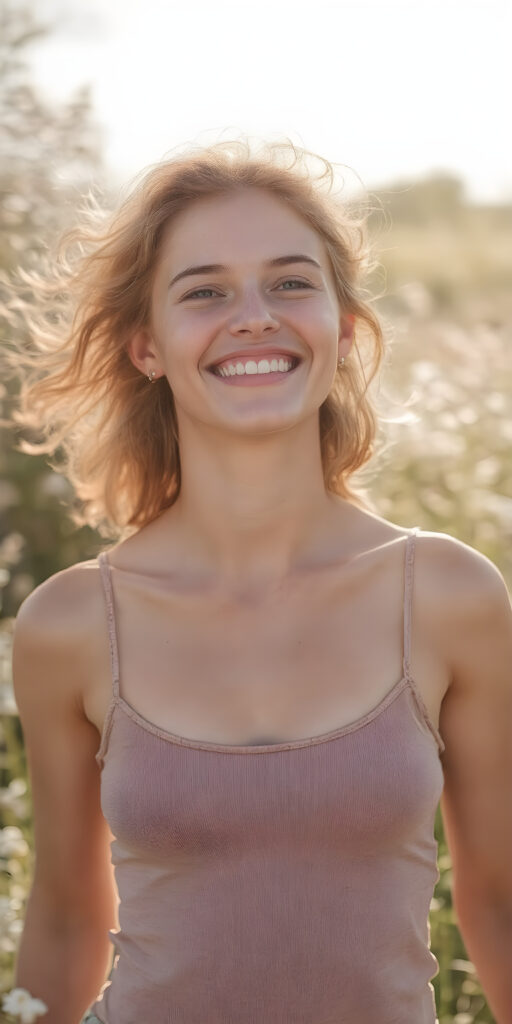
left=127, top=327, right=163, bottom=379
left=338, top=313, right=356, bottom=361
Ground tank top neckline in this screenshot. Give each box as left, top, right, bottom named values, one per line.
left=95, top=527, right=446, bottom=758
left=111, top=673, right=427, bottom=754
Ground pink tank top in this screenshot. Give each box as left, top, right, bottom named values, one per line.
left=89, top=527, right=445, bottom=1024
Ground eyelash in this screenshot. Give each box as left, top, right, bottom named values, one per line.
left=182, top=279, right=313, bottom=300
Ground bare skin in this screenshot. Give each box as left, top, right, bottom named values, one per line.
left=12, top=186, right=512, bottom=1021
left=81, top=506, right=449, bottom=748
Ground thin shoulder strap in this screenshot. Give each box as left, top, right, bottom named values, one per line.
left=402, top=527, right=420, bottom=681
left=97, top=551, right=120, bottom=699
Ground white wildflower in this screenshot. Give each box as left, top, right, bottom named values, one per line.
left=0, top=779, right=28, bottom=816
left=1, top=987, right=48, bottom=1022
left=0, top=826, right=29, bottom=858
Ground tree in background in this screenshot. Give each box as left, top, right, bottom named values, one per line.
left=0, top=2, right=106, bottom=625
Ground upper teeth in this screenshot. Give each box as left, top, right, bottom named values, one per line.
left=215, top=358, right=295, bottom=377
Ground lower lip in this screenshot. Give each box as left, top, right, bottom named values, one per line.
left=208, top=363, right=301, bottom=387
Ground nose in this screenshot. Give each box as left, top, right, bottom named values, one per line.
left=228, top=287, right=280, bottom=336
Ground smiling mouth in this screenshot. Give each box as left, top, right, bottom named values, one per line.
left=208, top=356, right=301, bottom=377
left=207, top=357, right=302, bottom=386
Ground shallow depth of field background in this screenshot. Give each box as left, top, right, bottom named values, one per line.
left=0, top=2, right=511, bottom=1022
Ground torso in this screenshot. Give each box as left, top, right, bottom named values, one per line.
left=81, top=520, right=451, bottom=749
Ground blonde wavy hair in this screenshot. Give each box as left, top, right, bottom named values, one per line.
left=5, top=136, right=387, bottom=539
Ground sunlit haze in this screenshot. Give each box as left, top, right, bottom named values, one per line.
left=28, top=0, right=512, bottom=202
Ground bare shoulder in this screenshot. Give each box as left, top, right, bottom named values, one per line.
left=15, top=557, right=104, bottom=645
left=413, top=530, right=511, bottom=689
left=357, top=509, right=508, bottom=606
left=16, top=557, right=102, bottom=623
left=13, top=557, right=107, bottom=710
left=414, top=529, right=510, bottom=608
left=12, top=559, right=118, bottom=931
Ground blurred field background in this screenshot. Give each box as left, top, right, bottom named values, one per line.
left=0, top=5, right=511, bottom=1022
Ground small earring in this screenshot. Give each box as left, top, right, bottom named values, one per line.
left=338, top=356, right=345, bottom=368
left=147, top=370, right=156, bottom=383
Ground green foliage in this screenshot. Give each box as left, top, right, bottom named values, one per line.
left=0, top=0, right=105, bottom=620
left=0, top=3, right=106, bottom=998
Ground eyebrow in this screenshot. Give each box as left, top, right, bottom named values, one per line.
left=168, top=254, right=323, bottom=290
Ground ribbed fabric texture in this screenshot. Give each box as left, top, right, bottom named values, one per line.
left=89, top=528, right=445, bottom=1024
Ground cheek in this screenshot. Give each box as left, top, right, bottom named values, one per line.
left=288, top=294, right=339, bottom=329
left=298, top=307, right=339, bottom=344
left=155, top=317, right=211, bottom=374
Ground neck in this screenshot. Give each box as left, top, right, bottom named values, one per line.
left=157, top=417, right=356, bottom=594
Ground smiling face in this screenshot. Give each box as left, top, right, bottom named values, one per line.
left=128, top=187, right=354, bottom=437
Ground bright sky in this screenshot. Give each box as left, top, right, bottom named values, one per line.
left=31, top=0, right=510, bottom=202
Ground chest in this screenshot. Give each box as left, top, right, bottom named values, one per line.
left=103, top=693, right=445, bottom=861
left=88, top=558, right=447, bottom=747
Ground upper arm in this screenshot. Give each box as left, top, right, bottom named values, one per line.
left=12, top=566, right=118, bottom=931
left=432, top=536, right=512, bottom=907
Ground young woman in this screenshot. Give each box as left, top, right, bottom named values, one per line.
left=8, top=138, right=512, bottom=1024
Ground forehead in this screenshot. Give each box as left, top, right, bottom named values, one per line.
left=157, top=187, right=328, bottom=269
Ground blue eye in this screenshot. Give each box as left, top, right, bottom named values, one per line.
left=182, top=278, right=312, bottom=300
left=277, top=279, right=312, bottom=290
left=184, top=287, right=219, bottom=299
